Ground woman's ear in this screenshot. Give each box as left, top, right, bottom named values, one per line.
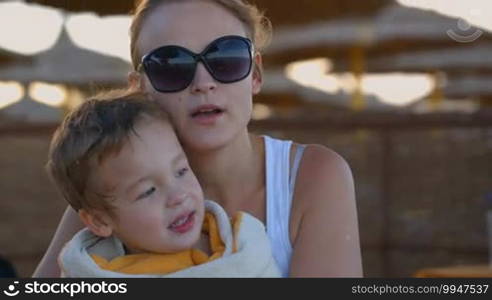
left=252, top=52, right=263, bottom=95
left=78, top=209, right=113, bottom=238
left=128, top=71, right=155, bottom=101
left=128, top=71, right=143, bottom=91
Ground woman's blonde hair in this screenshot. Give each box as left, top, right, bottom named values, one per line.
left=130, top=0, right=272, bottom=75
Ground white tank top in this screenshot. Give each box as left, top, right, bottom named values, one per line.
left=264, top=135, right=305, bottom=277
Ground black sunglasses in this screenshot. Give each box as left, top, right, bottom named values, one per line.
left=139, top=35, right=254, bottom=93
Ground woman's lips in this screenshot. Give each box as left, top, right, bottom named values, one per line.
left=191, top=110, right=224, bottom=125
left=190, top=105, right=225, bottom=126
left=168, top=211, right=196, bottom=234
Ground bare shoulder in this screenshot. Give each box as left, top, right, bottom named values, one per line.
left=300, top=144, right=352, bottom=184
left=291, top=143, right=354, bottom=211
left=289, top=143, right=362, bottom=277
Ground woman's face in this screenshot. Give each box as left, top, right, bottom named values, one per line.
left=136, top=1, right=262, bottom=151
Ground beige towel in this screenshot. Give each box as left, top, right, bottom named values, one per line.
left=59, top=200, right=281, bottom=277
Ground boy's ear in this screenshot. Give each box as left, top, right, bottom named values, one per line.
left=78, top=209, right=113, bottom=238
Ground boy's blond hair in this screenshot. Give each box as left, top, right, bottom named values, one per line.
left=46, top=89, right=170, bottom=217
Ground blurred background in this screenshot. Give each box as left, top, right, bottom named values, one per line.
left=0, top=0, right=491, bottom=277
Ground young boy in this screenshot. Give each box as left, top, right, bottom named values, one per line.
left=47, top=89, right=279, bottom=277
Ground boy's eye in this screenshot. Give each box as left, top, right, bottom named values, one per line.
left=136, top=187, right=156, bottom=200
left=176, top=167, right=189, bottom=178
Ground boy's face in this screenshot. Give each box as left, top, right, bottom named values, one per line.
left=87, top=118, right=205, bottom=254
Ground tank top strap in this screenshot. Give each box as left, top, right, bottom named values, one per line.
left=289, top=144, right=306, bottom=196
left=263, top=135, right=305, bottom=277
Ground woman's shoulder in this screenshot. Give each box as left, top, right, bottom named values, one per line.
left=294, top=143, right=352, bottom=178
left=265, top=135, right=348, bottom=166
left=262, top=135, right=353, bottom=186
left=290, top=142, right=355, bottom=220
left=288, top=144, right=361, bottom=276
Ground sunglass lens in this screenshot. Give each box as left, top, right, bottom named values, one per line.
left=144, top=47, right=196, bottom=92
left=205, top=38, right=252, bottom=83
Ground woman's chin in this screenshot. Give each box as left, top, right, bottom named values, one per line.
left=182, top=129, right=236, bottom=152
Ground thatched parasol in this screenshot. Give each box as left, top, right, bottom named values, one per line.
left=442, top=75, right=492, bottom=100
left=263, top=4, right=492, bottom=67
left=24, top=0, right=392, bottom=26
left=343, top=43, right=492, bottom=109
left=353, top=43, right=492, bottom=74
left=0, top=95, right=62, bottom=123
left=0, top=29, right=131, bottom=86
left=0, top=29, right=131, bottom=122
left=23, top=1, right=489, bottom=73
left=261, top=4, right=492, bottom=111
left=260, top=70, right=396, bottom=112
left=24, top=0, right=135, bottom=16
left=23, top=1, right=489, bottom=112
left=0, top=49, right=33, bottom=68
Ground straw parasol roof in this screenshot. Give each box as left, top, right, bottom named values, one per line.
left=260, top=70, right=395, bottom=112
left=335, top=43, right=492, bottom=108
left=24, top=1, right=491, bottom=75
left=0, top=96, right=62, bottom=123
left=25, top=0, right=393, bottom=26
left=0, top=29, right=131, bottom=86
left=22, top=1, right=489, bottom=112
left=24, top=0, right=135, bottom=16
left=254, top=0, right=392, bottom=27
left=257, top=3, right=492, bottom=111
left=351, top=43, right=492, bottom=74
left=263, top=4, right=492, bottom=68
left=0, top=49, right=32, bottom=68
left=442, top=75, right=492, bottom=99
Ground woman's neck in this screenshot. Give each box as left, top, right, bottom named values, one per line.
left=185, top=131, right=265, bottom=211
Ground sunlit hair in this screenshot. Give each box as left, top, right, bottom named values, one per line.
left=46, top=88, right=170, bottom=218
left=130, top=0, right=272, bottom=75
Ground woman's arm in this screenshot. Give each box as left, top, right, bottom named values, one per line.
left=32, top=206, right=84, bottom=277
left=289, top=145, right=363, bottom=277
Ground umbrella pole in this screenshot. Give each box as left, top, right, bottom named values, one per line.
left=349, top=47, right=370, bottom=142
left=429, top=71, right=444, bottom=111
left=350, top=47, right=366, bottom=111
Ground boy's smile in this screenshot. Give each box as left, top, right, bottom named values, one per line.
left=168, top=210, right=196, bottom=234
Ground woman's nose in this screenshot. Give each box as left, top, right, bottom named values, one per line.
left=190, top=62, right=217, bottom=94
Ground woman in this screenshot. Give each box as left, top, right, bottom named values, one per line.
left=34, top=0, right=362, bottom=277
